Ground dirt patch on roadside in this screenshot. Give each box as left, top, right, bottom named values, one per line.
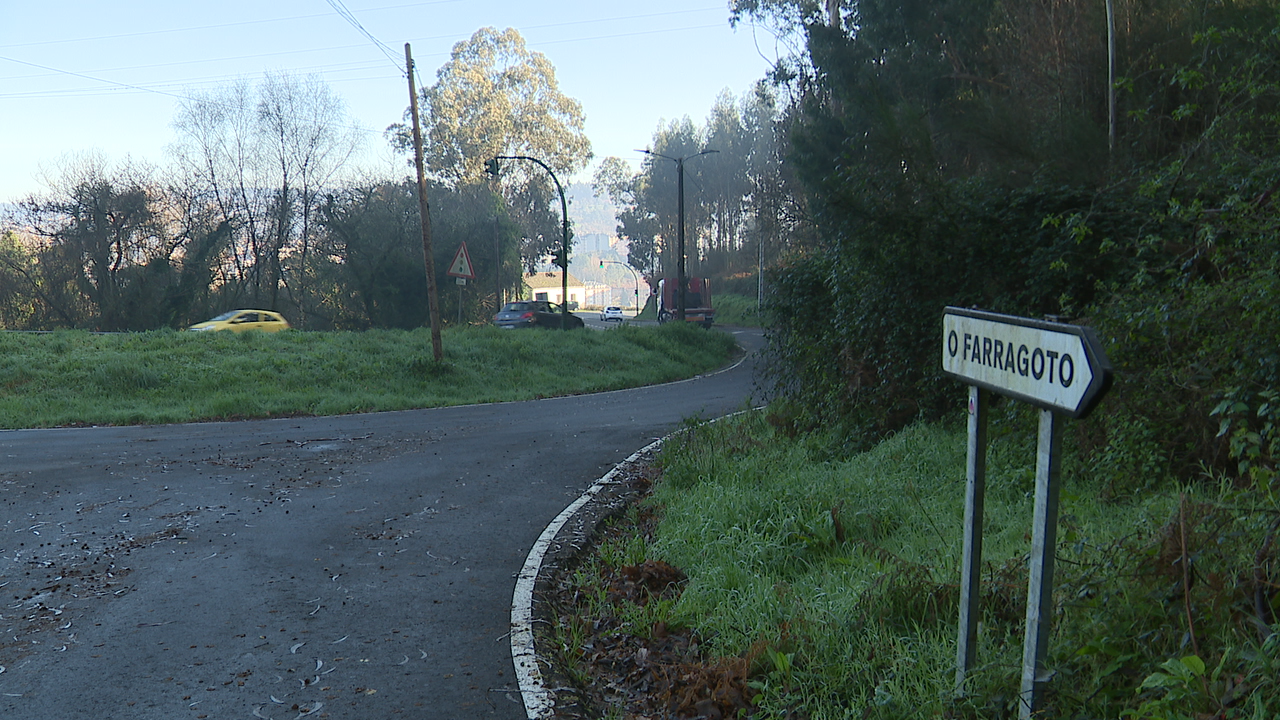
left=530, top=455, right=759, bottom=720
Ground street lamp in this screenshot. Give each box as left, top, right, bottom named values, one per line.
left=599, top=259, right=643, bottom=316
left=486, top=156, right=572, bottom=330
left=638, top=148, right=718, bottom=321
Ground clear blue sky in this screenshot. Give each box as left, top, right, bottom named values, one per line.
left=0, top=1, right=782, bottom=202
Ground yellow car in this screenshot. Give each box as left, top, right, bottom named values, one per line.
left=187, top=309, right=291, bottom=333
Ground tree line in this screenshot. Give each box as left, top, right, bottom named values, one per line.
left=0, top=28, right=591, bottom=331
left=737, top=0, right=1280, bottom=478
left=592, top=86, right=804, bottom=291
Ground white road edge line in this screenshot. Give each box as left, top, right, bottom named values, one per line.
left=509, top=438, right=664, bottom=719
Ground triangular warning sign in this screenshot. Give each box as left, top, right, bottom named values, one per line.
left=446, top=242, right=475, bottom=278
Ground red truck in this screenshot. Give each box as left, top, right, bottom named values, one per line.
left=656, top=277, right=714, bottom=329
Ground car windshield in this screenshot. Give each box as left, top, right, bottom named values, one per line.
left=501, top=302, right=533, bottom=312
left=208, top=311, right=239, bottom=322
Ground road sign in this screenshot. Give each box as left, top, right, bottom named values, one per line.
left=942, top=307, right=1112, bottom=419
left=447, top=242, right=476, bottom=279
left=944, top=307, right=1113, bottom=715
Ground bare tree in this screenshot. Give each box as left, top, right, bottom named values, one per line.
left=171, top=73, right=362, bottom=320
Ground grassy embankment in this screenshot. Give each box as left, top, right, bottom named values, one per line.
left=0, top=323, right=737, bottom=429
left=556, top=410, right=1279, bottom=719
left=709, top=294, right=762, bottom=327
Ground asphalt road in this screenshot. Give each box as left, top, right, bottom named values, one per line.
left=0, top=328, right=764, bottom=720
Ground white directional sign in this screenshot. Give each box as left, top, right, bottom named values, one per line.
left=942, top=307, right=1111, bottom=418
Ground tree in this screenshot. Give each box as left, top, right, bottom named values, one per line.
left=0, top=229, right=45, bottom=329
left=3, top=156, right=227, bottom=331
left=317, top=181, right=429, bottom=329
left=593, top=156, right=662, bottom=276
left=401, top=27, right=591, bottom=185
left=257, top=72, right=360, bottom=314
left=170, top=73, right=362, bottom=322
left=390, top=27, right=592, bottom=270
left=594, top=88, right=794, bottom=285
left=317, top=179, right=522, bottom=329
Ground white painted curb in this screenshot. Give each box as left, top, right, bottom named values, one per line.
left=509, top=438, right=665, bottom=719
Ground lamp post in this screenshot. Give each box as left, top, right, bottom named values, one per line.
left=486, top=156, right=571, bottom=330
left=600, top=259, right=643, bottom=317
left=639, top=148, right=717, bottom=321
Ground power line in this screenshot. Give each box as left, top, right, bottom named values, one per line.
left=0, top=56, right=387, bottom=139
left=0, top=18, right=735, bottom=102
left=1, top=51, right=387, bottom=86
left=0, top=4, right=725, bottom=52
left=0, top=54, right=190, bottom=101
left=0, top=1, right=469, bottom=51
left=0, top=4, right=763, bottom=123
left=324, top=0, right=405, bottom=72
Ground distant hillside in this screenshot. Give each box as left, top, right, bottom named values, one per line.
left=567, top=183, right=618, bottom=237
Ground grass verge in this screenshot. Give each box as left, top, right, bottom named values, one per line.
left=542, top=411, right=1280, bottom=719
left=711, top=294, right=763, bottom=328
left=0, top=323, right=737, bottom=429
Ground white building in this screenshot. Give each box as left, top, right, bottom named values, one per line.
left=521, top=271, right=586, bottom=310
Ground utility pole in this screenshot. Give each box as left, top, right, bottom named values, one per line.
left=1106, top=0, right=1117, bottom=154
left=405, top=43, right=443, bottom=361
left=639, top=149, right=717, bottom=322
left=676, top=158, right=686, bottom=321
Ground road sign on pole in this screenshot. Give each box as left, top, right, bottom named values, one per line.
left=447, top=242, right=476, bottom=279
left=943, top=307, right=1112, bottom=717
left=942, top=307, right=1112, bottom=419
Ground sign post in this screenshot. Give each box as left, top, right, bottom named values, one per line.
left=955, top=385, right=988, bottom=689
left=942, top=307, right=1111, bottom=717
left=447, top=243, right=476, bottom=325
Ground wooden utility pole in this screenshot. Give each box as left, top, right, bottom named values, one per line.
left=405, top=43, right=443, bottom=361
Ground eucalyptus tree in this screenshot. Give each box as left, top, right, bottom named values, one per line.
left=594, top=89, right=789, bottom=283
left=592, top=156, right=662, bottom=277
left=389, top=27, right=592, bottom=270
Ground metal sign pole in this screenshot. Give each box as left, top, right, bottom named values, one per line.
left=942, top=307, right=1112, bottom=711
left=1019, top=408, right=1064, bottom=718
left=955, top=386, right=988, bottom=693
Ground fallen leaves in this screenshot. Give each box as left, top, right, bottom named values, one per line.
left=539, top=495, right=759, bottom=720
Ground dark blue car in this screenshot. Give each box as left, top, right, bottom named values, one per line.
left=493, top=300, right=584, bottom=330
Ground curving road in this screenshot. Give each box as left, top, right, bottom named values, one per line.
left=0, top=328, right=764, bottom=719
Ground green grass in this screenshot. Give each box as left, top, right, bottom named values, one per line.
left=712, top=293, right=763, bottom=327
left=622, top=411, right=1280, bottom=719
left=0, top=323, right=737, bottom=429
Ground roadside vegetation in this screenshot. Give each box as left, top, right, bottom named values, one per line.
left=708, top=294, right=762, bottom=328
left=0, top=323, right=736, bottom=429
left=547, top=410, right=1279, bottom=719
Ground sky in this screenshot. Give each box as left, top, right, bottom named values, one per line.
left=0, top=1, right=783, bottom=203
